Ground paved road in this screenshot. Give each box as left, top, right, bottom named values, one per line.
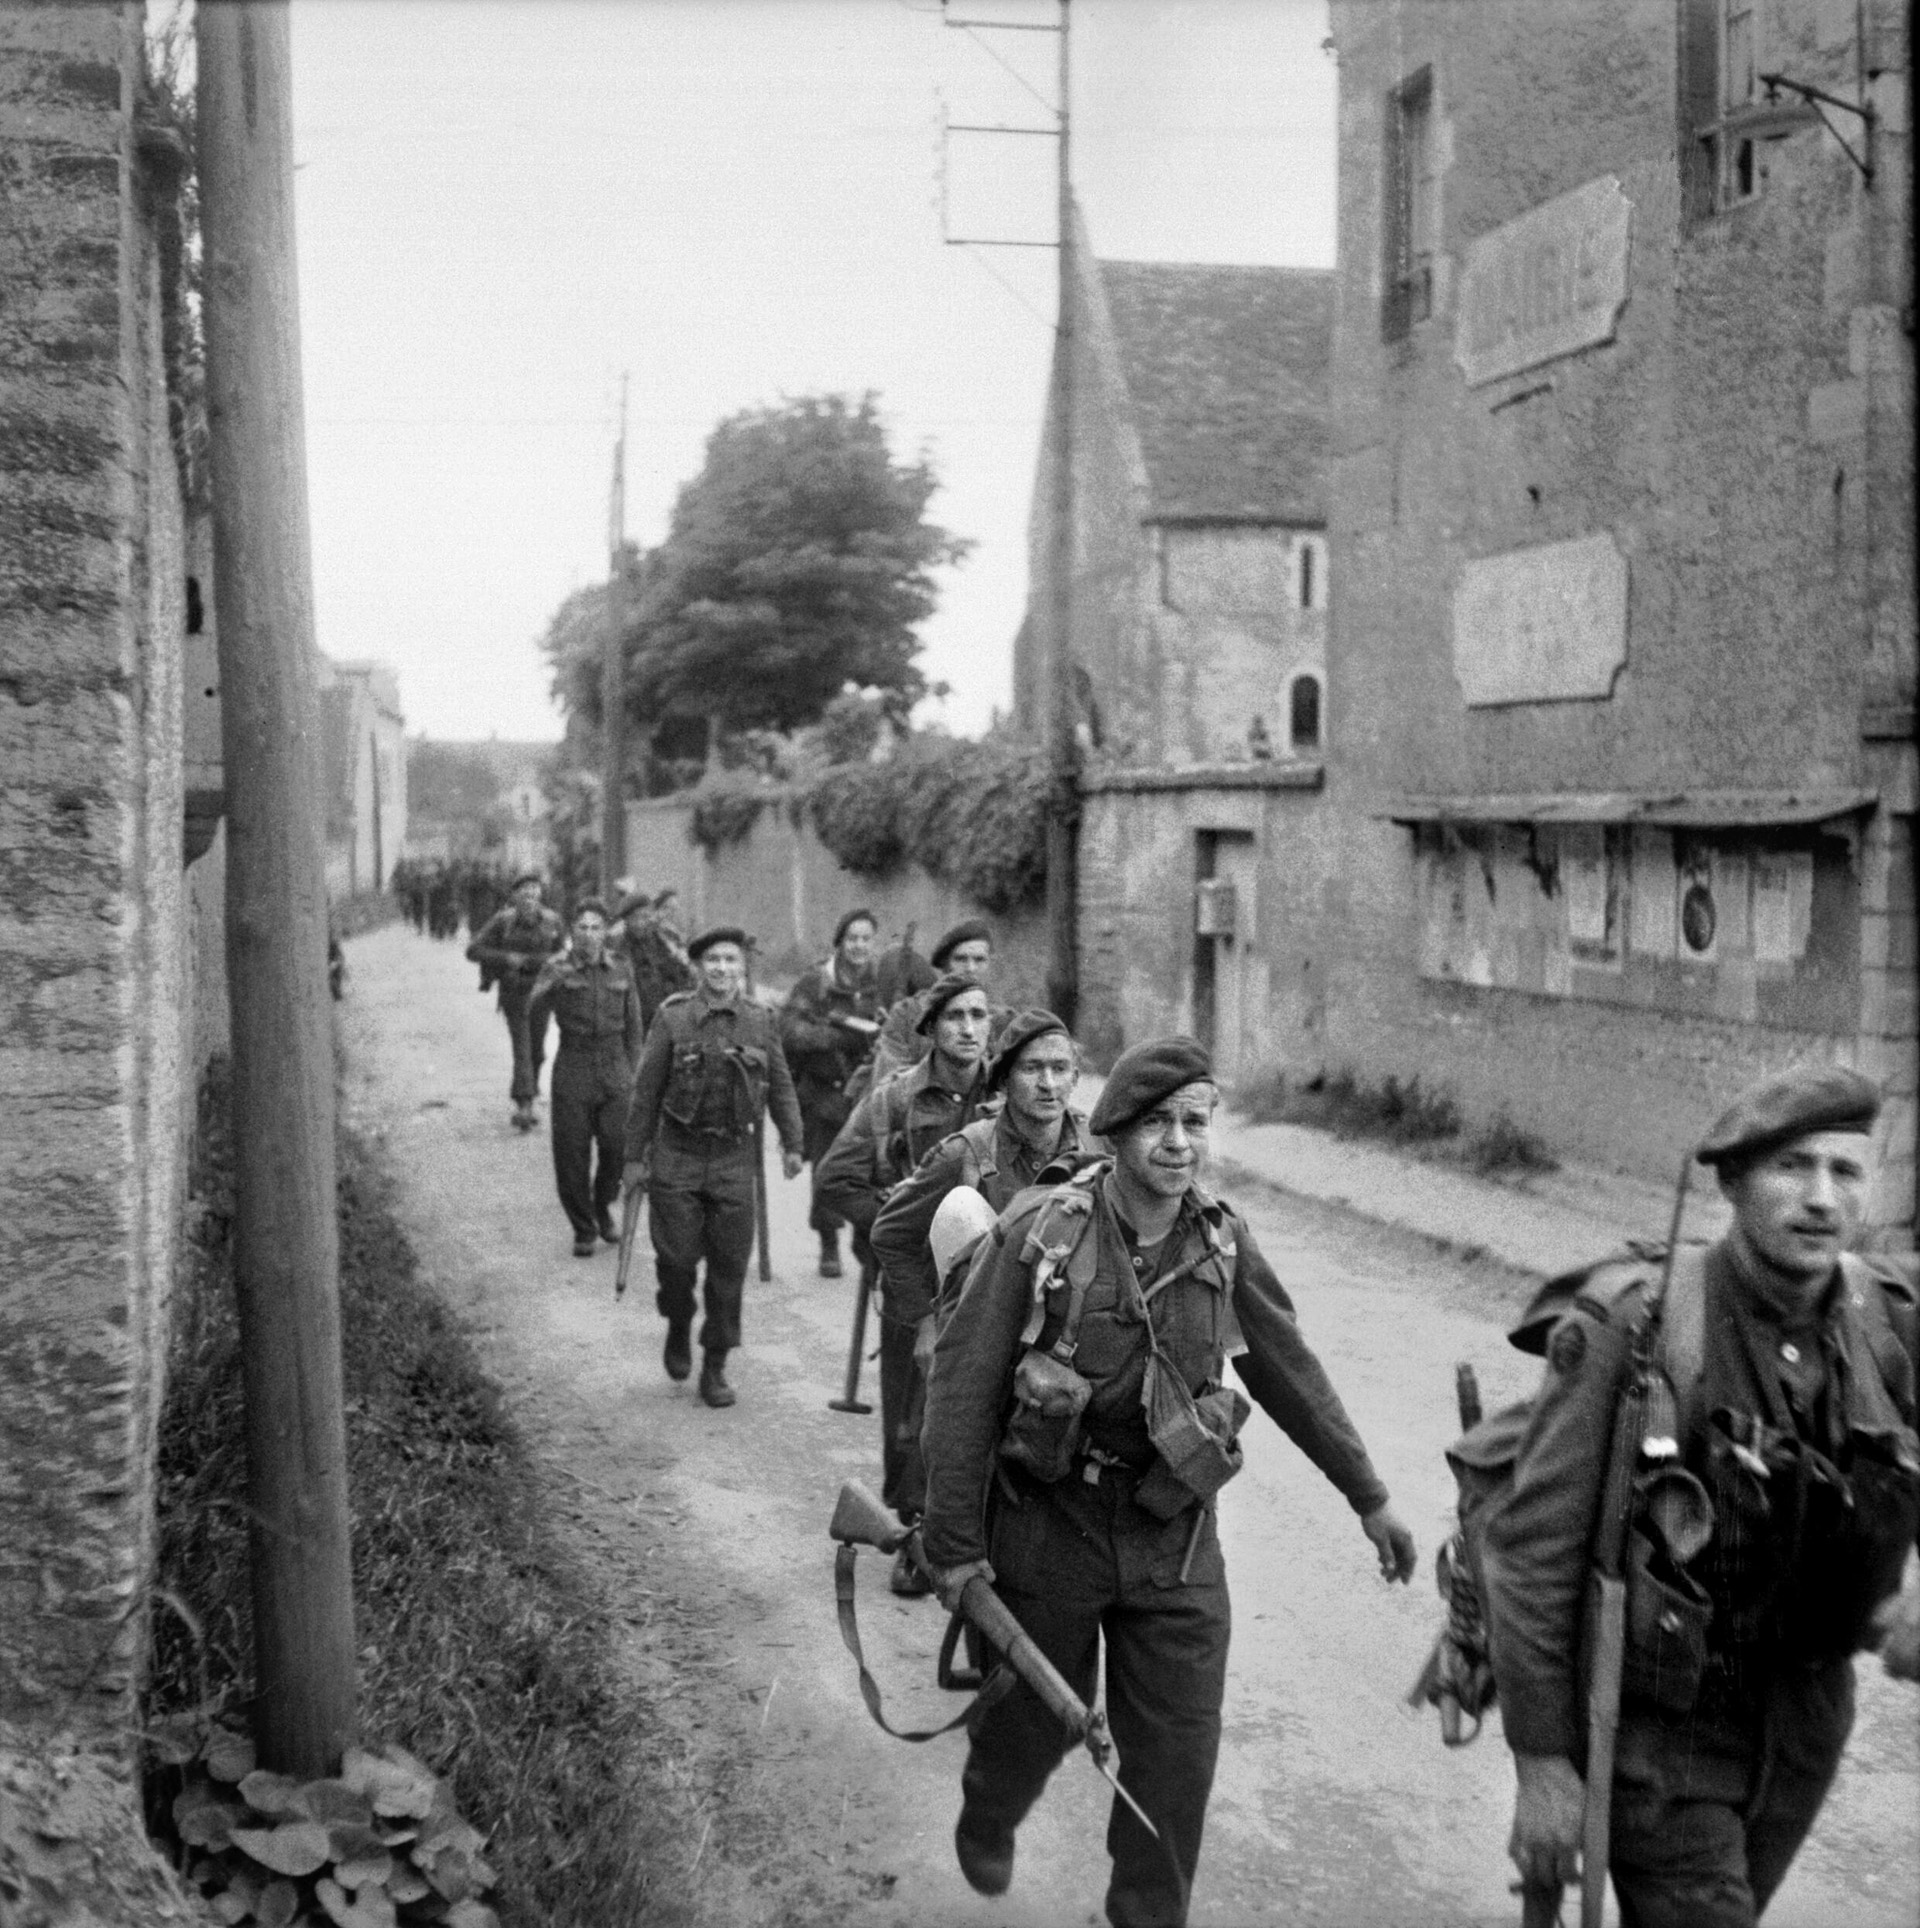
left=341, top=923, right=1919, bottom=1928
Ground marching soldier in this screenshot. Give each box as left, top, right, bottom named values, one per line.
left=814, top=973, right=997, bottom=1583
left=780, top=908, right=885, bottom=1278
left=465, top=870, right=566, bottom=1130
left=622, top=926, right=804, bottom=1409
left=1487, top=1065, right=1920, bottom=1926
left=614, top=889, right=697, bottom=1030
left=870, top=1006, right=1092, bottom=1369
left=919, top=1036, right=1416, bottom=1926
left=526, top=898, right=643, bottom=1259
left=859, top=918, right=1008, bottom=1093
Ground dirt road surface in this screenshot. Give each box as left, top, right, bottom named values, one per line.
left=341, top=924, right=1919, bottom=1927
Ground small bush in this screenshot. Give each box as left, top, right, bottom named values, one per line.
left=1468, top=1111, right=1560, bottom=1176
left=688, top=771, right=769, bottom=853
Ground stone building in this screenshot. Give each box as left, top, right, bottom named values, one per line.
left=1, top=0, right=225, bottom=1903
left=319, top=654, right=406, bottom=899
left=1322, top=0, right=1914, bottom=1231
left=1019, top=230, right=1339, bottom=1074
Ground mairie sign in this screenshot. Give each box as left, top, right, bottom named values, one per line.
left=1456, top=176, right=1631, bottom=388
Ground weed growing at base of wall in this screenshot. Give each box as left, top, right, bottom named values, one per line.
left=147, top=1064, right=702, bottom=1927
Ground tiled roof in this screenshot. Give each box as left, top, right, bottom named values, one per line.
left=1098, top=261, right=1332, bottom=524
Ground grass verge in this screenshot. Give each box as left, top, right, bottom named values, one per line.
left=1236, top=1064, right=1559, bottom=1177
left=146, top=1060, right=701, bottom=1927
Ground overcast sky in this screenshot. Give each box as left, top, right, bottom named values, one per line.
left=287, top=0, right=1337, bottom=743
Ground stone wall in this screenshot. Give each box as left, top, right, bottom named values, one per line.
left=625, top=789, right=1050, bottom=1003
left=0, top=0, right=217, bottom=1819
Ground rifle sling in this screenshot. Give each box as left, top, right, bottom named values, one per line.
left=834, top=1545, right=1015, bottom=1742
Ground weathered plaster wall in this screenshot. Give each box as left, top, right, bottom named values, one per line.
left=0, top=0, right=197, bottom=1768
left=1321, top=0, right=1914, bottom=1229
left=625, top=790, right=1050, bottom=1004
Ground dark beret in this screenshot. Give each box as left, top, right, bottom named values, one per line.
left=1089, top=1036, right=1215, bottom=1137
left=985, top=1010, right=1072, bottom=1091
left=930, top=919, right=992, bottom=969
left=686, top=925, right=749, bottom=960
left=510, top=870, right=543, bottom=891
left=571, top=895, right=609, bottom=922
left=915, top=972, right=985, bottom=1034
left=833, top=907, right=877, bottom=948
left=1697, top=1063, right=1880, bottom=1169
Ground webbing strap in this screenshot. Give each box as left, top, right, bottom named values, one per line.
left=834, top=1546, right=1015, bottom=1742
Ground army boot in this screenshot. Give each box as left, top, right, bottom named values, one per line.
left=954, top=1807, right=1014, bottom=1897
left=661, top=1319, right=693, bottom=1383
left=699, top=1349, right=736, bottom=1409
left=818, top=1228, right=843, bottom=1280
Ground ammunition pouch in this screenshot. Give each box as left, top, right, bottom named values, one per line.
left=1135, top=1366, right=1249, bottom=1521
left=1618, top=1527, right=1713, bottom=1715
left=1001, top=1351, right=1094, bottom=1483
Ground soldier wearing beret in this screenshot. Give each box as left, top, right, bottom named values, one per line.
left=465, top=870, right=567, bottom=1131
left=1488, top=1063, right=1920, bottom=1927
left=856, top=918, right=1013, bottom=1099
left=815, top=972, right=998, bottom=1555
left=526, top=898, right=643, bottom=1257
left=919, top=1035, right=1417, bottom=1925
left=622, top=926, right=805, bottom=1408
left=779, top=908, right=885, bottom=1279
left=612, top=890, right=696, bottom=1030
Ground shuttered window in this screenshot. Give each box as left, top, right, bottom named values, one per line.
left=1381, top=66, right=1435, bottom=342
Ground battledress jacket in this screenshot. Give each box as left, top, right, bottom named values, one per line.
left=812, top=1054, right=992, bottom=1240
left=525, top=948, right=644, bottom=1067
left=465, top=905, right=565, bottom=1008
left=1481, top=1239, right=1920, bottom=1761
left=920, top=1175, right=1390, bottom=1572
left=868, top=1107, right=1091, bottom=1329
left=778, top=958, right=884, bottom=1116
left=623, top=991, right=803, bottom=1159
left=861, top=990, right=1016, bottom=1093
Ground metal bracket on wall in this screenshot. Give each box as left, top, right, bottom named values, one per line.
left=1751, top=73, right=1876, bottom=184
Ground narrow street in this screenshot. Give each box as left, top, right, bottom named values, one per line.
left=339, top=923, right=1919, bottom=1928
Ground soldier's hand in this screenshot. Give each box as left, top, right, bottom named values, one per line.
left=912, top=1313, right=938, bottom=1377
left=1872, top=1577, right=1920, bottom=1681
left=1360, top=1502, right=1417, bottom=1584
left=781, top=1149, right=804, bottom=1180
left=622, top=1161, right=648, bottom=1192
left=1508, top=1752, right=1584, bottom=1894
left=929, top=1557, right=995, bottom=1616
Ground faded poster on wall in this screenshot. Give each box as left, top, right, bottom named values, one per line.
left=1752, top=850, right=1814, bottom=964
left=1629, top=827, right=1676, bottom=958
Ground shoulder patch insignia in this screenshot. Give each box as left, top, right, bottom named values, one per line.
left=1548, top=1321, right=1588, bottom=1377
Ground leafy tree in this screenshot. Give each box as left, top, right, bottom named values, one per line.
left=542, top=396, right=966, bottom=784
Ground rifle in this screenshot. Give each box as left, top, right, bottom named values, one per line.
left=828, top=1480, right=1159, bottom=1842
left=827, top=1259, right=875, bottom=1414
left=615, top=1169, right=646, bottom=1299
left=754, top=1113, right=772, bottom=1283
left=1578, top=1155, right=1693, bottom=1928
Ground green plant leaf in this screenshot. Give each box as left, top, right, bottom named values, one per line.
left=230, top=1820, right=332, bottom=1877
left=205, top=1729, right=257, bottom=1783
left=147, top=1712, right=204, bottom=1765
left=324, top=1821, right=388, bottom=1863
left=421, top=1844, right=479, bottom=1904
left=444, top=1901, right=500, bottom=1928
left=334, top=1849, right=394, bottom=1891
left=239, top=1770, right=314, bottom=1822
left=210, top=1895, right=250, bottom=1926
left=341, top=1748, right=436, bottom=1820
left=256, top=1879, right=299, bottom=1928
left=316, top=1875, right=398, bottom=1928
left=307, top=1781, right=375, bottom=1830
left=386, top=1862, right=431, bottom=1904
left=174, top=1783, right=241, bottom=1850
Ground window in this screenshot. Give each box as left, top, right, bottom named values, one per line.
left=1288, top=672, right=1323, bottom=752
left=1382, top=66, right=1436, bottom=342
left=1680, top=0, right=1766, bottom=220
left=1296, top=535, right=1326, bottom=612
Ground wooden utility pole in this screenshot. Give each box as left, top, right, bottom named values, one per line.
left=601, top=377, right=629, bottom=896
left=1044, top=0, right=1079, bottom=1028
left=198, top=0, right=357, bottom=1776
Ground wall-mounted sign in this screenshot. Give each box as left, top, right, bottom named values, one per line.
left=1453, top=531, right=1629, bottom=707
left=1456, top=176, right=1632, bottom=388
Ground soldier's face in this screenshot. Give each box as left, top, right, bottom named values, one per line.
left=700, top=942, right=745, bottom=998
left=513, top=881, right=541, bottom=913
left=837, top=919, right=876, bottom=970
left=1722, top=1129, right=1869, bottom=1286
left=572, top=910, right=606, bottom=961
left=1112, top=1081, right=1217, bottom=1199
left=933, top=989, right=992, bottom=1066
left=946, top=939, right=992, bottom=985
left=1004, top=1034, right=1077, bottom=1127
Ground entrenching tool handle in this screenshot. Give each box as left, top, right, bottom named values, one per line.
left=828, top=1264, right=875, bottom=1413
left=1581, top=1573, right=1626, bottom=1928
left=754, top=1115, right=772, bottom=1283
left=615, top=1176, right=645, bottom=1298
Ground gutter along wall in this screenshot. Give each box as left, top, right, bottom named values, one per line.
left=1324, top=0, right=1916, bottom=1234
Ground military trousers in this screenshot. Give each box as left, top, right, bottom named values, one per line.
left=800, top=1094, right=850, bottom=1237
left=549, top=1046, right=628, bottom=1242
left=961, top=1471, right=1229, bottom=1928
left=647, top=1129, right=757, bottom=1353
left=501, top=986, right=550, bottom=1105
left=877, top=1301, right=925, bottom=1520
left=1607, top=1660, right=1854, bottom=1928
